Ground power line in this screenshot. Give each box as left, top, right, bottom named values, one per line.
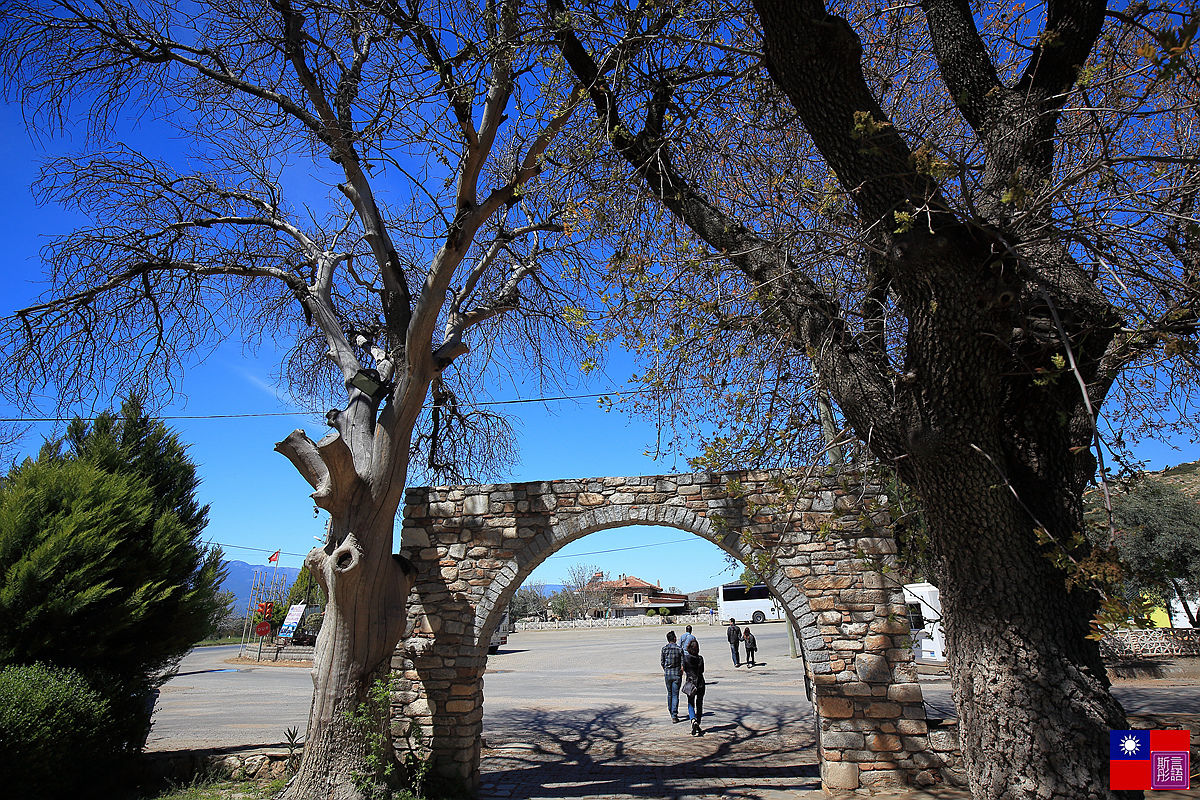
left=212, top=542, right=310, bottom=559
left=0, top=381, right=740, bottom=424
left=545, top=536, right=697, bottom=559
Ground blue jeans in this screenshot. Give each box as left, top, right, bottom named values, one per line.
left=730, top=642, right=740, bottom=666
left=687, top=687, right=705, bottom=721
left=664, top=674, right=680, bottom=718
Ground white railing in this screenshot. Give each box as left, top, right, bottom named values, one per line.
left=515, top=612, right=719, bottom=631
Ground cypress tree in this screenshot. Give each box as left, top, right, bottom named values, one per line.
left=0, top=396, right=224, bottom=752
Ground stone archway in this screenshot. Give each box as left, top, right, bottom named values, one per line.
left=393, top=469, right=957, bottom=795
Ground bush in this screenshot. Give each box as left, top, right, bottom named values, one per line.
left=645, top=608, right=656, bottom=617
left=0, top=663, right=115, bottom=799
left=0, top=397, right=225, bottom=752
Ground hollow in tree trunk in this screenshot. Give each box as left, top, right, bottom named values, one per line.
left=279, top=504, right=414, bottom=800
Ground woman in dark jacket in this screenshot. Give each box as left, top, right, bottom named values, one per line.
left=682, top=638, right=705, bottom=736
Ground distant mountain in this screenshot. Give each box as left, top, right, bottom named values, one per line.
left=220, top=560, right=302, bottom=615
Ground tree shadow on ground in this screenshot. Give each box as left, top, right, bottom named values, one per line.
left=480, top=702, right=820, bottom=799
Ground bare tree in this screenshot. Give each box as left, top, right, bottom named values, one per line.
left=0, top=1, right=616, bottom=797
left=0, top=424, right=26, bottom=469
left=511, top=580, right=549, bottom=621
left=552, top=1, right=1200, bottom=797
left=562, top=563, right=617, bottom=618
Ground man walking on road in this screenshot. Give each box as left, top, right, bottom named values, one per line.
left=726, top=618, right=742, bottom=667
left=661, top=630, right=683, bottom=722
left=679, top=625, right=696, bottom=654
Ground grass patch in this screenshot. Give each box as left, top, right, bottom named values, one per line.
left=194, top=637, right=244, bottom=647
left=150, top=776, right=287, bottom=800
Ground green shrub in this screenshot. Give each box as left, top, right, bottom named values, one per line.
left=0, top=397, right=225, bottom=752
left=0, top=662, right=115, bottom=799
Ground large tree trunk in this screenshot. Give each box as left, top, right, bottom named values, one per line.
left=281, top=509, right=414, bottom=800
left=911, top=437, right=1129, bottom=799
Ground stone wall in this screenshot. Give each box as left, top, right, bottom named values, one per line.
left=143, top=747, right=293, bottom=785
left=393, top=468, right=962, bottom=795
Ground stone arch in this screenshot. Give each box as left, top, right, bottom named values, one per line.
left=394, top=470, right=957, bottom=795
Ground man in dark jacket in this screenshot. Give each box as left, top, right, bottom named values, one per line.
left=661, top=630, right=683, bottom=722
left=726, top=618, right=742, bottom=667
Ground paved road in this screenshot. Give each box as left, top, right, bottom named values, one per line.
left=481, top=623, right=813, bottom=753
left=147, top=644, right=312, bottom=751
left=149, top=626, right=1200, bottom=755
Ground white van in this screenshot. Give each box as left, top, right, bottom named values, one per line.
left=489, top=610, right=512, bottom=654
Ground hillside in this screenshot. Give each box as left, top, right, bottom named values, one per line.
left=1157, top=459, right=1200, bottom=501
left=220, top=560, right=302, bottom=615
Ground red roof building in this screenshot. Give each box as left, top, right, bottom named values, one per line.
left=588, top=572, right=689, bottom=617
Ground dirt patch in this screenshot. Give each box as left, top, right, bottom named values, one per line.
left=223, top=656, right=312, bottom=668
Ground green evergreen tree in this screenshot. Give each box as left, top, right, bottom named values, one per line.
left=1089, top=479, right=1200, bottom=626
left=0, top=398, right=224, bottom=752
left=285, top=564, right=327, bottom=609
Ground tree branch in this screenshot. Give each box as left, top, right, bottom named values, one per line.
left=920, top=0, right=1003, bottom=132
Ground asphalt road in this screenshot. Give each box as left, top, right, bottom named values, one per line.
left=147, top=626, right=1200, bottom=753
left=147, top=644, right=313, bottom=751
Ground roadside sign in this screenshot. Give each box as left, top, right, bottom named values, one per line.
left=278, top=604, right=307, bottom=640
left=255, top=620, right=271, bottom=637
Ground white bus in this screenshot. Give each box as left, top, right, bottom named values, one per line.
left=717, top=583, right=784, bottom=624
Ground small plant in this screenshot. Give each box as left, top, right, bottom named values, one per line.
left=284, top=725, right=303, bottom=774
left=343, top=674, right=435, bottom=799
left=345, top=674, right=400, bottom=799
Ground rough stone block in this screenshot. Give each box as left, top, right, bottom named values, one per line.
left=930, top=729, right=959, bottom=751
left=865, top=701, right=901, bottom=718
left=821, top=730, right=865, bottom=749
left=859, top=768, right=906, bottom=788
left=577, top=492, right=605, bottom=506
left=822, top=761, right=859, bottom=789
left=854, top=653, right=891, bottom=683
left=463, top=494, right=488, bottom=515
left=866, top=733, right=901, bottom=752
left=896, top=718, right=928, bottom=735
left=887, top=683, right=924, bottom=703
left=818, top=697, right=855, bottom=718
left=429, top=502, right=457, bottom=517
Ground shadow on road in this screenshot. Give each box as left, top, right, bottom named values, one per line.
left=481, top=703, right=819, bottom=799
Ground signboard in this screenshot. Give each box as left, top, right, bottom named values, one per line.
left=254, top=620, right=271, bottom=637
left=277, top=604, right=307, bottom=640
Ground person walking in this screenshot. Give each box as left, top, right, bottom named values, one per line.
left=660, top=630, right=683, bottom=723
left=726, top=618, right=742, bottom=666
left=679, top=624, right=696, bottom=654
left=682, top=638, right=706, bottom=736
left=743, top=626, right=758, bottom=667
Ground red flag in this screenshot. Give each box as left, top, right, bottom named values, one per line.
left=268, top=549, right=280, bottom=563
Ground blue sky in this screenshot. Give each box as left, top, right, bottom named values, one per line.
left=2, top=100, right=1197, bottom=596
left=0, top=101, right=737, bottom=592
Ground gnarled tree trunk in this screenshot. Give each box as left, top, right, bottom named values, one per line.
left=283, top=516, right=414, bottom=800
left=276, top=428, right=417, bottom=800
left=913, top=445, right=1127, bottom=798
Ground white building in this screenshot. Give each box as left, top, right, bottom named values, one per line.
left=902, top=582, right=947, bottom=663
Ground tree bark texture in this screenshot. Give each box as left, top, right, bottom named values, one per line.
left=280, top=508, right=414, bottom=800
left=557, top=0, right=1160, bottom=795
